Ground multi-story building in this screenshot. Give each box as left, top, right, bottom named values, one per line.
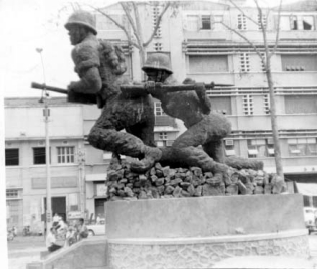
left=5, top=0, right=317, bottom=231
left=96, top=0, right=317, bottom=183
left=4, top=98, right=108, bottom=232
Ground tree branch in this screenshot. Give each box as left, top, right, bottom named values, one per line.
left=121, top=2, right=142, bottom=48
left=220, top=21, right=264, bottom=61
left=228, top=0, right=258, bottom=26
left=143, top=2, right=171, bottom=47
left=271, top=0, right=283, bottom=58
left=132, top=2, right=144, bottom=47
left=86, top=4, right=139, bottom=48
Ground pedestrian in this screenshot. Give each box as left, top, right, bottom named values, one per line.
left=65, top=226, right=77, bottom=247
left=52, top=213, right=60, bottom=228
left=96, top=214, right=101, bottom=224
left=76, top=218, right=88, bottom=241
left=46, top=227, right=62, bottom=253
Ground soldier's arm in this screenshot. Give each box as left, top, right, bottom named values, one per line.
left=68, top=45, right=102, bottom=94
left=183, top=78, right=211, bottom=114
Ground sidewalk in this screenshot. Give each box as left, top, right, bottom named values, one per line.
left=11, top=236, right=45, bottom=243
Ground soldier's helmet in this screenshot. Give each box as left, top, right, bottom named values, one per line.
left=65, top=10, right=97, bottom=35
left=142, top=53, right=173, bottom=74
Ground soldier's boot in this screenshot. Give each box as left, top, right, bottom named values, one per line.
left=130, top=145, right=162, bottom=173
left=169, top=146, right=229, bottom=183
left=224, top=156, right=264, bottom=170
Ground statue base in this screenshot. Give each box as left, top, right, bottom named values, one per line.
left=105, top=194, right=309, bottom=268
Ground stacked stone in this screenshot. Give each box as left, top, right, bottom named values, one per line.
left=106, top=162, right=281, bottom=201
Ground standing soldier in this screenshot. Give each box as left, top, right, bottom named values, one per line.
left=64, top=10, right=161, bottom=172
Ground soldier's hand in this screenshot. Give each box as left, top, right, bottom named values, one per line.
left=183, top=78, right=196, bottom=84
left=194, top=83, right=206, bottom=97
left=145, top=81, right=156, bottom=95
left=67, top=81, right=77, bottom=91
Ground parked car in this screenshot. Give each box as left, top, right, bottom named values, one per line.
left=86, top=222, right=105, bottom=236
left=303, top=207, right=317, bottom=234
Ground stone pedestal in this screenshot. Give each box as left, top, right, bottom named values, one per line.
left=105, top=194, right=310, bottom=269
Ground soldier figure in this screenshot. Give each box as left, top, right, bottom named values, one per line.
left=65, top=11, right=161, bottom=172
left=138, top=53, right=262, bottom=178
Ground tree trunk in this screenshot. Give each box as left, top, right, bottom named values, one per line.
left=266, top=66, right=284, bottom=181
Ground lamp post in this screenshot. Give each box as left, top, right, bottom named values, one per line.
left=36, top=48, right=52, bottom=235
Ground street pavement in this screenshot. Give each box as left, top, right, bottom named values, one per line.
left=7, top=236, right=46, bottom=269
left=6, top=234, right=317, bottom=269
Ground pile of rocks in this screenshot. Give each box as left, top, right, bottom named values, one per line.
left=106, top=162, right=284, bottom=201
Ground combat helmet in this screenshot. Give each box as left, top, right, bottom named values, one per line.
left=142, top=53, right=173, bottom=74
left=65, top=10, right=97, bottom=35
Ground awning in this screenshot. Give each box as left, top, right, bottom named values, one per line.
left=295, top=182, right=317, bottom=196
left=85, top=174, right=107, bottom=182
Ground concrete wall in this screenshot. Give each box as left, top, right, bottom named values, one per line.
left=105, top=194, right=305, bottom=239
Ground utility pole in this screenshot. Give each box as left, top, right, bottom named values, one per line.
left=36, top=48, right=52, bottom=235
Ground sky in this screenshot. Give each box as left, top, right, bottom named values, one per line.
left=0, top=0, right=300, bottom=99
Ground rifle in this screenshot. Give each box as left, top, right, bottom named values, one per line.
left=120, top=82, right=234, bottom=98
left=31, top=82, right=101, bottom=107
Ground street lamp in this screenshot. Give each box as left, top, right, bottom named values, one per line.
left=36, top=48, right=52, bottom=235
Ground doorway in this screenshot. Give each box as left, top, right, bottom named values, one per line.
left=44, top=196, right=66, bottom=221
left=94, top=198, right=107, bottom=219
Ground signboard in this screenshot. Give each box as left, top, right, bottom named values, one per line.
left=96, top=184, right=107, bottom=197
left=68, top=211, right=83, bottom=219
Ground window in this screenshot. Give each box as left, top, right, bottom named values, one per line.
left=159, top=132, right=168, bottom=140
left=57, top=147, right=75, bottom=164
left=201, top=15, right=211, bottom=30
left=7, top=200, right=22, bottom=226
left=302, top=16, right=314, bottom=30
left=186, top=15, right=200, bottom=31
left=290, top=16, right=298, bottom=30
left=282, top=54, right=317, bottom=72
left=33, top=147, right=48, bottom=165
left=247, top=139, right=269, bottom=158
left=154, top=102, right=165, bottom=116
left=185, top=14, right=213, bottom=31
left=6, top=189, right=19, bottom=199
left=5, top=149, right=19, bottom=166
left=209, top=96, right=232, bottom=115
left=153, top=6, right=162, bottom=37
left=243, top=95, right=253, bottom=115
left=225, top=140, right=235, bottom=156
left=189, top=55, right=229, bottom=73
left=238, top=14, right=247, bottom=30
left=240, top=53, right=250, bottom=72
left=263, top=94, right=270, bottom=115
left=288, top=138, right=317, bottom=156
left=261, top=52, right=266, bottom=72
left=257, top=13, right=267, bottom=30
left=212, top=15, right=224, bottom=31
left=280, top=15, right=314, bottom=31
left=154, top=42, right=162, bottom=51
left=285, top=95, right=317, bottom=114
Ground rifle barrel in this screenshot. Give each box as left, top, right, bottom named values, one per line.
left=31, top=82, right=68, bottom=94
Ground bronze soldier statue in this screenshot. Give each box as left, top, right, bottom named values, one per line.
left=64, top=10, right=161, bottom=172
left=133, top=53, right=262, bottom=178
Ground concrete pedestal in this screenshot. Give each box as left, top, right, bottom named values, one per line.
left=105, top=194, right=310, bottom=269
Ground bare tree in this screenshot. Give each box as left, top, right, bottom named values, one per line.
left=219, top=0, right=285, bottom=190
left=87, top=1, right=176, bottom=68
